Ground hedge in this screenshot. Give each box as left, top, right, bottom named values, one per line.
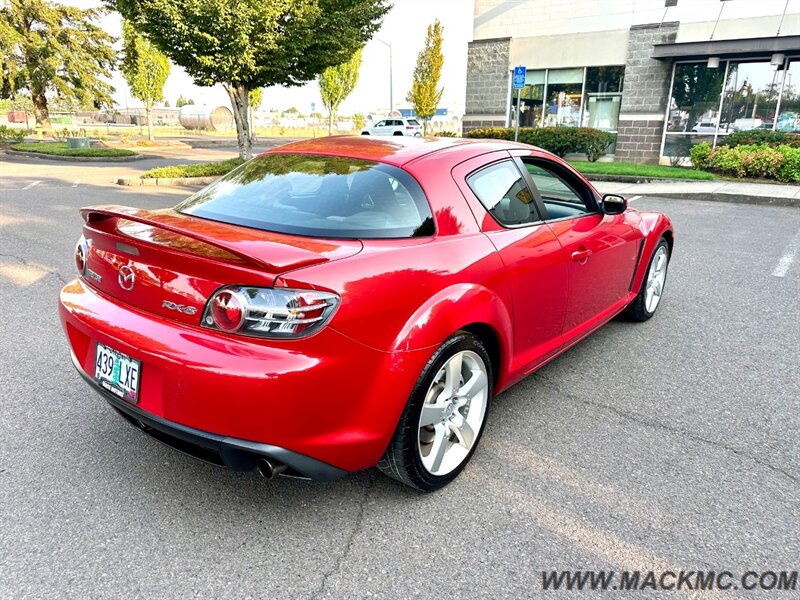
left=721, top=130, right=800, bottom=149
left=140, top=157, right=244, bottom=179
left=465, top=127, right=615, bottom=161
left=690, top=142, right=800, bottom=182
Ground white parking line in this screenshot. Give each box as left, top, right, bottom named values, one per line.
left=772, top=230, right=800, bottom=278
left=22, top=180, right=41, bottom=191
left=628, top=195, right=642, bottom=203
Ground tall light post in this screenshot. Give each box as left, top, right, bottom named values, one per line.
left=376, top=37, right=393, bottom=115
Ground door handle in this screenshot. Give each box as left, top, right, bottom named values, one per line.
left=571, top=248, right=592, bottom=263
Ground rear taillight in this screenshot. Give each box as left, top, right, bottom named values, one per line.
left=74, top=235, right=88, bottom=275
left=406, top=126, right=414, bottom=129
left=202, top=286, right=339, bottom=339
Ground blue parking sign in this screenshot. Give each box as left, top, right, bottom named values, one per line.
left=513, top=66, right=526, bottom=89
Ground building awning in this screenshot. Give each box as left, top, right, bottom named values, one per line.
left=652, top=35, right=800, bottom=60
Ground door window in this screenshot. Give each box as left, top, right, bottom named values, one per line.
left=467, top=161, right=539, bottom=226
left=523, top=161, right=594, bottom=219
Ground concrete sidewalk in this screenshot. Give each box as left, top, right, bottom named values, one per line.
left=589, top=177, right=799, bottom=207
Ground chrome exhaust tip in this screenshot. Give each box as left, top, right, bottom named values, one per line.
left=256, top=458, right=287, bottom=480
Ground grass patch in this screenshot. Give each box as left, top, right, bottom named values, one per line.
left=569, top=160, right=716, bottom=181
left=11, top=142, right=136, bottom=158
left=140, top=157, right=244, bottom=179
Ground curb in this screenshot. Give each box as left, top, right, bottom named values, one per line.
left=117, top=175, right=219, bottom=187
left=586, top=173, right=715, bottom=184
left=643, top=192, right=798, bottom=208
left=9, top=149, right=146, bottom=162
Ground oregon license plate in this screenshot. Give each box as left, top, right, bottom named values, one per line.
left=94, top=343, right=140, bottom=403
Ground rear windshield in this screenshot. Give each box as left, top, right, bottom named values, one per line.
left=177, top=153, right=434, bottom=239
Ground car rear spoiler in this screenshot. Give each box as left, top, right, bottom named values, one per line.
left=81, top=205, right=276, bottom=272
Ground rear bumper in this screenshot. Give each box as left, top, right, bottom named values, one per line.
left=71, top=352, right=347, bottom=481
left=59, top=278, right=432, bottom=473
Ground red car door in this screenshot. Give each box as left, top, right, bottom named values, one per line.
left=518, top=156, right=642, bottom=339
left=453, top=154, right=569, bottom=372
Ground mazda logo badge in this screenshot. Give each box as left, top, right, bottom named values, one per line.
left=118, top=265, right=135, bottom=291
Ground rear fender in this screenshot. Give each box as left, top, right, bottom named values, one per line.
left=391, top=283, right=513, bottom=384
left=631, top=212, right=674, bottom=294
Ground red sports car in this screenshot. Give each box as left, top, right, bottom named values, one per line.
left=59, top=136, right=673, bottom=491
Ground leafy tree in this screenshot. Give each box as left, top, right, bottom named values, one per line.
left=407, top=19, right=443, bottom=135
left=176, top=94, right=186, bottom=107
left=249, top=88, right=263, bottom=111
left=248, top=88, right=262, bottom=140
left=0, top=0, right=115, bottom=127
left=120, top=20, right=170, bottom=141
left=187, top=98, right=194, bottom=105
left=109, top=0, right=389, bottom=159
left=352, top=113, right=365, bottom=132
left=319, top=48, right=362, bottom=135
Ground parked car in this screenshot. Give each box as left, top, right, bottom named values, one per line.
left=59, top=136, right=674, bottom=491
left=360, top=117, right=422, bottom=136
left=691, top=121, right=718, bottom=133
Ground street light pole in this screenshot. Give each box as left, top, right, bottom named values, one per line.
left=376, top=38, right=393, bottom=115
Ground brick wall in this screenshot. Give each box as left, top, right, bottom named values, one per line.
left=615, top=22, right=678, bottom=163
left=463, top=37, right=511, bottom=133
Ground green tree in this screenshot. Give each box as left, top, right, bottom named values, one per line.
left=120, top=20, right=170, bottom=141
left=407, top=19, right=444, bottom=135
left=176, top=94, right=186, bottom=107
left=248, top=88, right=262, bottom=140
left=319, top=48, right=362, bottom=135
left=109, top=0, right=389, bottom=159
left=0, top=0, right=115, bottom=127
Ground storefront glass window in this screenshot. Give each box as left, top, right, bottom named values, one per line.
left=667, top=63, right=725, bottom=133
left=720, top=61, right=783, bottom=134
left=777, top=59, right=800, bottom=133
left=515, top=70, right=545, bottom=128
left=544, top=68, right=583, bottom=127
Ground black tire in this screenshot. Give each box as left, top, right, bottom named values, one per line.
left=360, top=132, right=370, bottom=135
left=392, top=131, right=403, bottom=136
left=624, top=237, right=670, bottom=322
left=377, top=331, right=493, bottom=491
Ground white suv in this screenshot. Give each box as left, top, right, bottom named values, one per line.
left=360, top=117, right=422, bottom=136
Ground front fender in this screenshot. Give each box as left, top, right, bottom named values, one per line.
left=631, top=211, right=674, bottom=294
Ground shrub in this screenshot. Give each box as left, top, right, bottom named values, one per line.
left=573, top=128, right=615, bottom=162
left=690, top=142, right=713, bottom=169
left=10, top=142, right=136, bottom=158
left=722, top=129, right=800, bottom=149
left=776, top=145, right=800, bottom=182
left=436, top=131, right=460, bottom=137
left=697, top=143, right=800, bottom=181
left=465, top=126, right=613, bottom=159
left=140, top=157, right=244, bottom=179
left=0, top=124, right=26, bottom=143
left=464, top=127, right=514, bottom=140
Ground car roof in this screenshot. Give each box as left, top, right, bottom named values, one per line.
left=264, top=135, right=534, bottom=167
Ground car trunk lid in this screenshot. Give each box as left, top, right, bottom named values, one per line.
left=80, top=205, right=362, bottom=326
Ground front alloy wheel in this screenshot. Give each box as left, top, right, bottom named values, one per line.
left=625, top=237, right=670, bottom=321
left=378, top=332, right=492, bottom=491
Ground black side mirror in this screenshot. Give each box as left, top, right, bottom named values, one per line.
left=602, top=194, right=627, bottom=215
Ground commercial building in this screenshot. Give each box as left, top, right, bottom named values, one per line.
left=464, top=0, right=800, bottom=163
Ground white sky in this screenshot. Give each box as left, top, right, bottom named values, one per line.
left=62, top=0, right=474, bottom=116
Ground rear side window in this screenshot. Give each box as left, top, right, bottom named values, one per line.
left=466, top=161, right=539, bottom=226
left=408, top=119, right=420, bottom=126
left=177, top=154, right=434, bottom=239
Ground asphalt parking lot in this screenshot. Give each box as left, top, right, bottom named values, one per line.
left=1, top=153, right=798, bottom=599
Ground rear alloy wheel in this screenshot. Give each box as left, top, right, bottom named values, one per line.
left=625, top=238, right=670, bottom=321
left=378, top=332, right=492, bottom=491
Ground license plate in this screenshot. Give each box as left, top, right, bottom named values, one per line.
left=94, top=343, right=141, bottom=403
